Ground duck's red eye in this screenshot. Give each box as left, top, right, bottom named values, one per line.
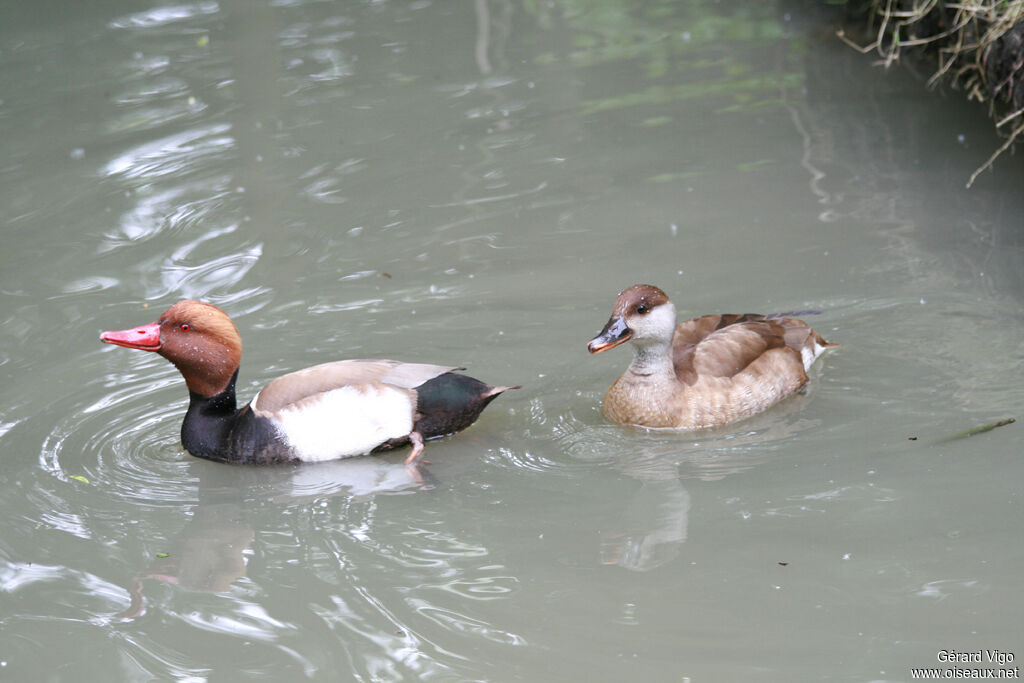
left=180, top=323, right=190, bottom=332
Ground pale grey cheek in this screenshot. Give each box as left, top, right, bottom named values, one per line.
left=634, top=306, right=676, bottom=338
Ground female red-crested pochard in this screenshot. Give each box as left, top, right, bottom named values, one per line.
left=587, top=285, right=836, bottom=429
left=100, top=300, right=517, bottom=466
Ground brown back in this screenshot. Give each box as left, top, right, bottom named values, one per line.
left=671, top=314, right=791, bottom=385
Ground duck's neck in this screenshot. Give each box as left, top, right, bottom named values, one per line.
left=181, top=370, right=240, bottom=461
left=627, top=340, right=676, bottom=379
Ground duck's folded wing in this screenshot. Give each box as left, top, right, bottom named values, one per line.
left=252, top=359, right=457, bottom=413
left=677, top=321, right=787, bottom=381
left=671, top=313, right=768, bottom=346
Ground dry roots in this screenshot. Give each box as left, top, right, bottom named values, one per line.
left=838, top=0, right=1024, bottom=186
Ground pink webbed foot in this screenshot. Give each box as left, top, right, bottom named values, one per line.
left=403, top=431, right=430, bottom=467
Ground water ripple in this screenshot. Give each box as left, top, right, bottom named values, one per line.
left=103, top=124, right=234, bottom=180
left=40, top=364, right=197, bottom=509
left=412, top=604, right=527, bottom=645
left=156, top=242, right=263, bottom=300
left=108, top=2, right=220, bottom=30
left=493, top=384, right=827, bottom=481
left=102, top=180, right=233, bottom=244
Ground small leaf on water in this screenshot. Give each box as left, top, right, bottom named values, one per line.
left=156, top=553, right=170, bottom=559
left=69, top=475, right=90, bottom=484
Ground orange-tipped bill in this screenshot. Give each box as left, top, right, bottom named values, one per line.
left=100, top=322, right=162, bottom=351
left=588, top=316, right=631, bottom=354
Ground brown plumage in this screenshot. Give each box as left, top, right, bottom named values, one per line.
left=588, top=285, right=836, bottom=429
left=157, top=301, right=242, bottom=397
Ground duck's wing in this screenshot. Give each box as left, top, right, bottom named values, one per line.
left=672, top=315, right=788, bottom=384
left=671, top=313, right=768, bottom=346
left=252, top=359, right=457, bottom=413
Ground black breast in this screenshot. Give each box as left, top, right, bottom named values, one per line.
left=181, top=386, right=297, bottom=465
left=225, top=408, right=298, bottom=465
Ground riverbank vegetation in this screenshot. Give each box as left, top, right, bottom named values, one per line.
left=839, top=1, right=1024, bottom=186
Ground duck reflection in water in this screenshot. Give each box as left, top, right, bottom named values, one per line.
left=116, top=457, right=432, bottom=619
left=117, top=501, right=253, bottom=619
left=600, top=474, right=691, bottom=572
left=596, top=396, right=823, bottom=573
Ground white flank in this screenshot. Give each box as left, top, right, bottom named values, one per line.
left=274, top=385, right=414, bottom=462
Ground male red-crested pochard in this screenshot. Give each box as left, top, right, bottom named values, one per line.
left=587, top=285, right=836, bottom=429
left=100, top=300, right=517, bottom=466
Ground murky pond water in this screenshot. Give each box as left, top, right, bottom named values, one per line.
left=2, top=1, right=1022, bottom=681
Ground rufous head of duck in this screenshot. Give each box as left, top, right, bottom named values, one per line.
left=100, top=300, right=242, bottom=398
left=587, top=284, right=676, bottom=355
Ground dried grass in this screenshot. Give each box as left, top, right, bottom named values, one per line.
left=838, top=1, right=1024, bottom=186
